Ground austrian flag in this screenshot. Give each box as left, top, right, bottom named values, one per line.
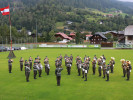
left=0, top=6, right=10, bottom=15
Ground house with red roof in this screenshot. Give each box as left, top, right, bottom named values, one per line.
left=55, top=32, right=73, bottom=43
left=69, top=32, right=76, bottom=39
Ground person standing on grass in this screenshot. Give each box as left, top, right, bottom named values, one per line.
left=33, top=60, right=39, bottom=79
left=82, top=63, right=85, bottom=78
left=110, top=57, right=115, bottom=73
left=8, top=58, right=13, bottom=73
left=55, top=67, right=63, bottom=86
left=66, top=57, right=72, bottom=75
left=25, top=63, right=31, bottom=82
left=98, top=58, right=102, bottom=77
left=77, top=58, right=82, bottom=76
left=38, top=62, right=43, bottom=77
left=120, top=59, right=127, bottom=77
left=24, top=60, right=29, bottom=76
left=92, top=59, right=96, bottom=75
left=102, top=55, right=106, bottom=63
left=44, top=56, right=50, bottom=75
left=102, top=62, right=106, bottom=78
left=84, top=63, right=88, bottom=81
left=106, top=64, right=110, bottom=81
left=93, top=55, right=97, bottom=62
left=20, top=57, right=24, bottom=71
left=126, top=60, right=132, bottom=81
left=29, top=56, right=33, bottom=70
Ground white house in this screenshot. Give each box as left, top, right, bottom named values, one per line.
left=125, top=25, right=133, bottom=44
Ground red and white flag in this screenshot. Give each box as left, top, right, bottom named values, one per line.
left=0, top=6, right=10, bottom=15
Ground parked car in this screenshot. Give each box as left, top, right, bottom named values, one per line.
left=21, top=47, right=27, bottom=50
left=0, top=46, right=7, bottom=52
left=14, top=47, right=21, bottom=50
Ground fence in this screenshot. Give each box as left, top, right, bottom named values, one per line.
left=116, top=43, right=133, bottom=48
left=39, top=44, right=101, bottom=49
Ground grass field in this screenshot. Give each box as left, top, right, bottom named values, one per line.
left=0, top=48, right=133, bottom=100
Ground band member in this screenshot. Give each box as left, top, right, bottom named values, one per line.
left=106, top=64, right=110, bottom=81
left=55, top=67, right=63, bottom=86
left=25, top=63, right=31, bottom=82
left=84, top=63, right=88, bottom=81
left=24, top=60, right=29, bottom=76
left=98, top=58, right=102, bottom=77
left=92, top=59, right=96, bottom=75
left=38, top=62, right=43, bottom=77
left=110, top=57, right=115, bottom=73
left=77, top=59, right=82, bottom=76
left=103, top=62, right=106, bottom=78
left=29, top=56, right=33, bottom=70
left=33, top=61, right=38, bottom=79
left=8, top=58, right=13, bottom=73
left=126, top=60, right=132, bottom=81
left=93, top=55, right=97, bottom=61
left=20, top=57, right=24, bottom=71
left=82, top=63, right=85, bottom=78
left=66, top=58, right=72, bottom=75
left=120, top=59, right=127, bottom=77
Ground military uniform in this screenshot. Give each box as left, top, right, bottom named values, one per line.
left=38, top=62, right=43, bottom=77
left=82, top=63, right=85, bottom=78
left=106, top=64, right=110, bottom=81
left=110, top=57, right=115, bottom=73
left=92, top=59, right=96, bottom=75
left=66, top=58, right=72, bottom=75
left=103, top=62, right=106, bottom=78
left=24, top=60, right=29, bottom=75
left=121, top=59, right=127, bottom=77
left=77, top=59, right=82, bottom=76
left=55, top=67, right=63, bottom=86
left=20, top=57, right=24, bottom=71
left=8, top=59, right=13, bottom=73
left=44, top=58, right=50, bottom=75
left=25, top=65, right=30, bottom=82
left=33, top=62, right=38, bottom=79
left=29, top=57, right=33, bottom=70
left=126, top=61, right=132, bottom=80
left=98, top=59, right=102, bottom=76
left=84, top=64, right=88, bottom=81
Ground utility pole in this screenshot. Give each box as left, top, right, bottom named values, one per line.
left=36, top=20, right=38, bottom=48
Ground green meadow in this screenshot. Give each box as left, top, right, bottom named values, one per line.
left=0, top=48, right=133, bottom=100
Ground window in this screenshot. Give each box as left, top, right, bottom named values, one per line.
left=128, top=36, right=133, bottom=40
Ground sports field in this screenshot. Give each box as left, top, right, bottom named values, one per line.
left=0, top=48, right=133, bottom=100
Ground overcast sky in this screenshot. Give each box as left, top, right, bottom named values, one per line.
left=118, top=0, right=133, bottom=2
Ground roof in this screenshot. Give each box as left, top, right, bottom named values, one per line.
left=55, top=32, right=72, bottom=40
left=86, top=35, right=92, bottom=37
left=70, top=33, right=76, bottom=36
left=125, top=25, right=133, bottom=35
left=95, top=33, right=107, bottom=39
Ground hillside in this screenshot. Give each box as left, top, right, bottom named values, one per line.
left=0, top=0, right=133, bottom=42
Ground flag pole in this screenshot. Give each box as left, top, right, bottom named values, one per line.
left=9, top=4, right=12, bottom=51
left=7, top=4, right=16, bottom=59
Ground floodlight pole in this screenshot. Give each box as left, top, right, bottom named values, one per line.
left=36, top=20, right=38, bottom=47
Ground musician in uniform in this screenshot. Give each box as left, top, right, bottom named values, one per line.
left=98, top=58, right=102, bottom=77
left=55, top=67, right=63, bottom=86
left=66, top=58, right=72, bottom=75
left=92, top=59, right=96, bottom=75
left=20, top=57, right=24, bottom=71
left=77, top=59, right=82, bottom=76
left=84, top=63, right=88, bottom=81
left=8, top=58, right=13, bottom=73
left=126, top=60, right=132, bottom=81
left=103, top=62, right=106, bottom=78
left=110, top=57, right=115, bottom=73
left=33, top=61, right=38, bottom=79
left=24, top=60, right=29, bottom=75
left=29, top=56, right=33, bottom=70
left=25, top=63, right=31, bottom=82
left=106, top=64, right=110, bottom=81
left=120, top=59, right=127, bottom=77
left=38, top=62, right=43, bottom=77
left=82, top=63, right=85, bottom=78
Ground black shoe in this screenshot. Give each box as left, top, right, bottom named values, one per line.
left=27, top=80, right=29, bottom=82
left=82, top=77, right=84, bottom=78
left=34, top=78, right=37, bottom=79
left=84, top=80, right=87, bottom=81
left=126, top=79, right=129, bottom=81
left=106, top=80, right=109, bottom=81
left=103, top=77, right=105, bottom=78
